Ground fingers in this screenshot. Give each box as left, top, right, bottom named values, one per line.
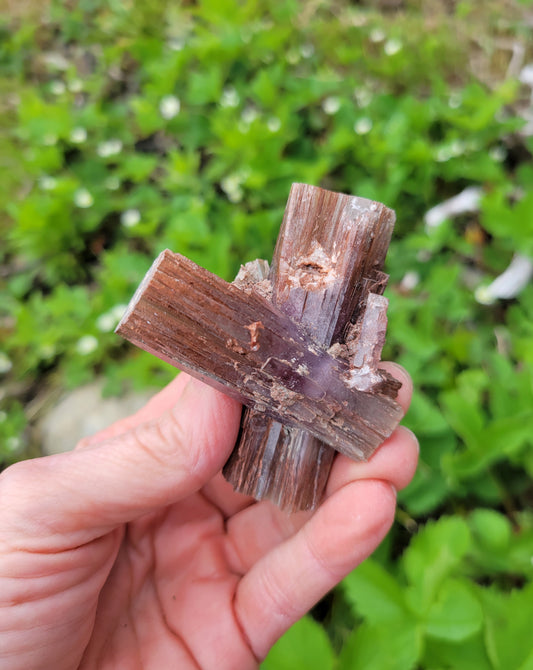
left=234, top=479, right=396, bottom=660
left=224, top=428, right=417, bottom=575
left=0, top=380, right=241, bottom=545
left=225, top=364, right=416, bottom=574
left=224, top=502, right=312, bottom=574
left=200, top=474, right=256, bottom=518
left=326, top=425, right=419, bottom=496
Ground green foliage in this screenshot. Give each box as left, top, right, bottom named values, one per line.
left=336, top=515, right=532, bottom=668
left=0, top=400, right=27, bottom=460
left=1, top=0, right=533, bottom=665
left=261, top=616, right=335, bottom=670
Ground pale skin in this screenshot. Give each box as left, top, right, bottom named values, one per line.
left=0, top=363, right=417, bottom=670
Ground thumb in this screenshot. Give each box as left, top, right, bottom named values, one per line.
left=1, top=379, right=241, bottom=542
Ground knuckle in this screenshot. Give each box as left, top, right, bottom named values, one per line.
left=0, top=459, right=43, bottom=533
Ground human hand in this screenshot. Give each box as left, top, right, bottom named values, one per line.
left=0, top=364, right=417, bottom=670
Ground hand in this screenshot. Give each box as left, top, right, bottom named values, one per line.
left=0, top=364, right=417, bottom=669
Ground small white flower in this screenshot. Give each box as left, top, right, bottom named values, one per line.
left=322, top=96, right=341, bottom=115
left=159, top=95, right=181, bottom=120
left=39, top=344, right=56, bottom=359
left=220, top=86, right=240, bottom=108
left=435, top=147, right=453, bottom=162
left=96, top=313, right=117, bottom=333
left=384, top=38, right=402, bottom=56
left=475, top=254, right=533, bottom=304
left=227, top=187, right=244, bottom=203
left=39, top=175, right=57, bottom=191
left=112, top=304, right=128, bottom=320
left=474, top=285, right=496, bottom=305
left=68, top=78, right=83, bottom=93
left=452, top=139, right=466, bottom=155
left=300, top=43, right=314, bottom=59
left=97, top=139, right=123, bottom=158
left=351, top=13, right=367, bottom=28
left=354, top=88, right=372, bottom=108
left=424, top=187, right=482, bottom=228
left=241, top=106, right=259, bottom=124
left=354, top=117, right=373, bottom=135
left=0, top=353, right=13, bottom=374
left=370, top=28, right=386, bottom=43
left=50, top=80, right=66, bottom=95
left=448, top=92, right=462, bottom=109
left=43, top=133, right=58, bottom=146
left=435, top=140, right=466, bottom=163
left=105, top=175, right=121, bottom=191
left=286, top=49, right=300, bottom=65
left=121, top=208, right=141, bottom=228
left=96, top=304, right=127, bottom=332
left=267, top=117, right=281, bottom=133
left=43, top=52, right=69, bottom=70
left=168, top=36, right=185, bottom=51
left=70, top=127, right=87, bottom=144
left=221, top=175, right=244, bottom=203
left=76, top=335, right=98, bottom=355
left=489, top=146, right=506, bottom=162
left=221, top=174, right=241, bottom=190
left=74, top=188, right=94, bottom=208
left=518, top=63, right=533, bottom=87
left=417, top=249, right=433, bottom=263
left=400, top=271, right=420, bottom=291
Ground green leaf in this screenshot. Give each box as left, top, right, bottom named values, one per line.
left=480, top=581, right=533, bottom=670
left=444, top=411, right=533, bottom=480
left=117, top=153, right=158, bottom=182
left=337, top=620, right=422, bottom=670
left=468, top=511, right=533, bottom=579
left=399, top=464, right=450, bottom=516
left=469, top=509, right=512, bottom=552
left=186, top=66, right=224, bottom=105
left=342, top=559, right=409, bottom=624
left=481, top=189, right=533, bottom=254
left=423, top=633, right=493, bottom=670
left=261, top=616, right=335, bottom=670
left=404, top=391, right=450, bottom=437
left=518, top=650, right=533, bottom=670
left=440, top=388, right=484, bottom=451
left=399, top=432, right=456, bottom=515
left=425, top=578, right=483, bottom=642
left=403, top=517, right=471, bottom=613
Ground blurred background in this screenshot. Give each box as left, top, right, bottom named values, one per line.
left=1, top=0, right=533, bottom=667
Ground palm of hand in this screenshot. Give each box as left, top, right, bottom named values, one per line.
left=0, top=370, right=416, bottom=670
left=82, top=484, right=261, bottom=669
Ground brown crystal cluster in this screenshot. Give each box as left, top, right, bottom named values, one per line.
left=117, top=184, right=401, bottom=512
